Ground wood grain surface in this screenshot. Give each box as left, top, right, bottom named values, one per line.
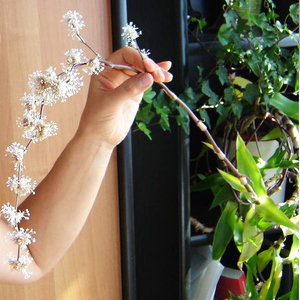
left=0, top=0, right=122, bottom=299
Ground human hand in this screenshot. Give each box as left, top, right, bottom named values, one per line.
left=77, top=46, right=172, bottom=149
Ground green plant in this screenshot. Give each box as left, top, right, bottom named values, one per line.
left=135, top=0, right=299, bottom=298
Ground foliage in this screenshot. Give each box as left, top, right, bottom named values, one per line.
left=134, top=0, right=299, bottom=299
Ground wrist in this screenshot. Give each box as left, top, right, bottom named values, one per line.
left=73, top=127, right=116, bottom=155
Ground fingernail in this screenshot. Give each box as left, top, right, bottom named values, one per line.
left=138, top=73, right=152, bottom=87
left=156, top=68, right=165, bottom=81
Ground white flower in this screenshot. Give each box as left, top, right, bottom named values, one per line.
left=83, top=56, right=105, bottom=75
left=140, top=48, right=151, bottom=59
left=21, top=114, right=58, bottom=143
left=62, top=11, right=85, bottom=41
left=17, top=108, right=41, bottom=129
left=62, top=48, right=85, bottom=72
left=7, top=175, right=36, bottom=197
left=6, top=142, right=27, bottom=171
left=7, top=251, right=33, bottom=279
left=19, top=93, right=40, bottom=110
left=8, top=228, right=36, bottom=250
left=28, top=68, right=60, bottom=106
left=0, top=203, right=30, bottom=228
left=122, top=22, right=142, bottom=47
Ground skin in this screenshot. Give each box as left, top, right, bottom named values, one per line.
left=0, top=47, right=172, bottom=284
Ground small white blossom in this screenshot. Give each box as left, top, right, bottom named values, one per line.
left=19, top=93, right=40, bottom=110
left=61, top=48, right=85, bottom=72
left=83, top=56, right=105, bottom=75
left=140, top=48, right=151, bottom=59
left=17, top=108, right=41, bottom=129
left=62, top=11, right=85, bottom=41
left=7, top=175, right=36, bottom=197
left=0, top=203, right=30, bottom=228
left=20, top=113, right=58, bottom=142
left=28, top=68, right=60, bottom=106
left=8, top=228, right=36, bottom=250
left=7, top=251, right=33, bottom=279
left=6, top=142, right=27, bottom=171
left=122, top=22, right=142, bottom=47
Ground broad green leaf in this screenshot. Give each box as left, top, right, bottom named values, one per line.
left=270, top=93, right=299, bottom=121
left=201, top=80, right=219, bottom=106
left=136, top=122, right=152, bottom=140
left=238, top=207, right=263, bottom=266
left=191, top=173, right=225, bottom=192
left=216, top=65, right=228, bottom=85
left=218, top=169, right=248, bottom=193
left=212, top=201, right=238, bottom=260
left=290, top=3, right=299, bottom=25
left=236, top=135, right=266, bottom=197
left=291, top=272, right=299, bottom=300
left=210, top=184, right=232, bottom=209
left=231, top=101, right=243, bottom=118
left=199, top=109, right=211, bottom=129
left=257, top=246, right=273, bottom=272
left=233, top=216, right=244, bottom=252
left=243, top=83, right=260, bottom=104
left=142, top=87, right=156, bottom=103
left=246, top=260, right=259, bottom=300
left=261, top=127, right=284, bottom=141
left=256, top=195, right=299, bottom=233
left=136, top=103, right=155, bottom=124
left=277, top=292, right=292, bottom=300
left=233, top=76, right=252, bottom=88
left=218, top=24, right=232, bottom=45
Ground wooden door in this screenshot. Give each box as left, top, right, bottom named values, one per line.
left=0, top=1, right=122, bottom=299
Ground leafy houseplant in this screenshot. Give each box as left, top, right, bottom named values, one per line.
left=135, top=0, right=299, bottom=298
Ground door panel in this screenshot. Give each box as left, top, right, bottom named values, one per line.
left=0, top=1, right=122, bottom=299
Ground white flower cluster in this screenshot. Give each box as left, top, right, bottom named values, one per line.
left=121, top=22, right=150, bottom=59
left=7, top=251, right=33, bottom=280
left=62, top=11, right=85, bottom=41
left=0, top=203, right=30, bottom=228
left=1, top=10, right=108, bottom=280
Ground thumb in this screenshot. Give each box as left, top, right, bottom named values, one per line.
left=110, top=72, right=153, bottom=105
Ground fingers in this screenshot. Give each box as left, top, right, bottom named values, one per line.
left=108, top=72, right=154, bottom=106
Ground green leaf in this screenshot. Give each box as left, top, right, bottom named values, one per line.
left=136, top=103, right=155, bottom=124
left=136, top=122, right=152, bottom=140
left=199, top=109, right=211, bottom=129
left=236, top=135, right=266, bottom=197
left=210, top=184, right=232, bottom=209
left=218, top=24, right=232, bottom=45
left=256, top=195, right=299, bottom=233
left=270, top=93, right=299, bottom=121
left=212, top=201, right=238, bottom=260
left=216, top=65, right=228, bottom=85
left=234, top=216, right=244, bottom=252
left=201, top=80, right=219, bottom=106
left=257, top=246, right=274, bottom=272
left=218, top=169, right=248, bottom=193
left=290, top=3, right=299, bottom=25
left=231, top=101, right=243, bottom=118
left=291, top=273, right=299, bottom=300
left=143, top=87, right=156, bottom=103
left=261, top=127, right=284, bottom=141
left=191, top=173, right=225, bottom=192
left=246, top=259, right=259, bottom=300
left=224, top=10, right=238, bottom=28
left=224, top=87, right=235, bottom=103
left=243, top=83, right=260, bottom=104
left=239, top=207, right=263, bottom=267
left=175, top=106, right=189, bottom=134
left=277, top=292, right=292, bottom=300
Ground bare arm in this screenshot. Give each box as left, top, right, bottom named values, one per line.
left=0, top=47, right=172, bottom=284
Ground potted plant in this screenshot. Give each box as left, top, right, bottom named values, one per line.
left=134, top=0, right=299, bottom=298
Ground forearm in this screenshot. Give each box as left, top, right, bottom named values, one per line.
left=19, top=131, right=114, bottom=274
